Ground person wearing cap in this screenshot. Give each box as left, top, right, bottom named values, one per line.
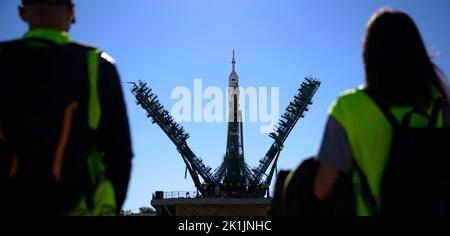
left=0, top=0, right=133, bottom=215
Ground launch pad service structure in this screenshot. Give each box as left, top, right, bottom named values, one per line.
left=131, top=51, right=320, bottom=216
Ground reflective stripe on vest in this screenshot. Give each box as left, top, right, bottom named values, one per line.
left=70, top=49, right=117, bottom=216
left=329, top=88, right=443, bottom=216
left=87, top=49, right=101, bottom=130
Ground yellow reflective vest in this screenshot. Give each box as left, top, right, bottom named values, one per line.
left=329, top=88, right=444, bottom=215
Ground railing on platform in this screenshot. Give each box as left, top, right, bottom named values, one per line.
left=153, top=191, right=201, bottom=200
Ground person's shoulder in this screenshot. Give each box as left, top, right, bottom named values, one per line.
left=332, top=87, right=366, bottom=107
left=336, top=87, right=366, bottom=101
left=69, top=41, right=116, bottom=65
left=69, top=41, right=96, bottom=50
left=329, top=87, right=369, bottom=117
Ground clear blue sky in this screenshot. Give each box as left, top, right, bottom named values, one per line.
left=1, top=0, right=449, bottom=212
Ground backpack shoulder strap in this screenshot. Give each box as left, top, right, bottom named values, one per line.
left=365, top=90, right=443, bottom=129
left=353, top=159, right=379, bottom=215
left=428, top=98, right=442, bottom=128
left=363, top=90, right=400, bottom=129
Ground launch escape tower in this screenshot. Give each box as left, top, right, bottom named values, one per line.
left=131, top=51, right=321, bottom=198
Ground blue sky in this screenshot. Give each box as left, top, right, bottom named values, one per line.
left=1, top=0, right=449, bottom=212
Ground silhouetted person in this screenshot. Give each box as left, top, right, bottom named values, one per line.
left=314, top=8, right=450, bottom=215
left=0, top=0, right=133, bottom=215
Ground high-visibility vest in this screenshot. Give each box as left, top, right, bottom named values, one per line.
left=21, top=29, right=117, bottom=216
left=329, top=88, right=444, bottom=216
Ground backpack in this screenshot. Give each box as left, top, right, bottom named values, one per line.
left=366, top=94, right=450, bottom=215
left=0, top=39, right=95, bottom=215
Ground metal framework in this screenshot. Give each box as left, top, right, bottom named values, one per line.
left=132, top=51, right=320, bottom=198
left=131, top=77, right=320, bottom=198
left=248, top=77, right=321, bottom=196
left=131, top=81, right=216, bottom=196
